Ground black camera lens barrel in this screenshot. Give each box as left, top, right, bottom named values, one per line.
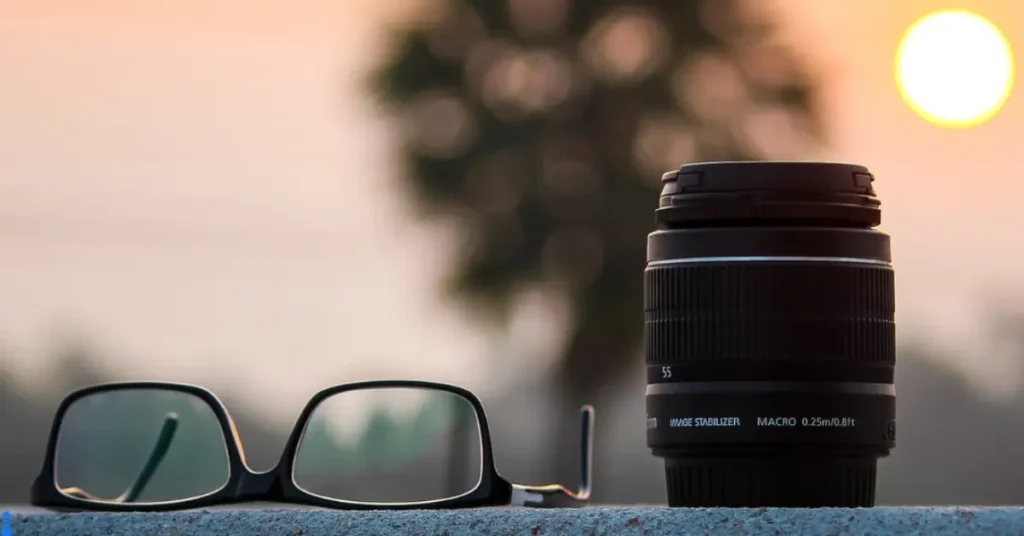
left=645, top=162, right=896, bottom=507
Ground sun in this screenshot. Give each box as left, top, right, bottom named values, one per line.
left=895, top=10, right=1014, bottom=128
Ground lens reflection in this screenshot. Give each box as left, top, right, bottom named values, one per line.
left=293, top=387, right=483, bottom=503
left=54, top=388, right=230, bottom=504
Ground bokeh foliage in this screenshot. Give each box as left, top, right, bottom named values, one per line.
left=370, top=0, right=826, bottom=478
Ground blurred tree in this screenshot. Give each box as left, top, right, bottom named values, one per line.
left=371, top=0, right=826, bottom=483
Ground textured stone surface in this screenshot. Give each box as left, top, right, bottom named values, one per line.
left=8, top=507, right=1024, bottom=535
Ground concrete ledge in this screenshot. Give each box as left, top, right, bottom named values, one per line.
left=9, top=507, right=1024, bottom=535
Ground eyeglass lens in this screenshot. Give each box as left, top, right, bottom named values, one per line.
left=292, top=387, right=483, bottom=503
left=54, top=389, right=231, bottom=504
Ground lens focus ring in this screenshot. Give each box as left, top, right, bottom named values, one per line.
left=645, top=261, right=895, bottom=370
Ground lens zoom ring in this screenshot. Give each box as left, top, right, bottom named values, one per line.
left=644, top=263, right=894, bottom=364
left=664, top=457, right=877, bottom=507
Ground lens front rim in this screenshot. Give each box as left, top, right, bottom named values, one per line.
left=657, top=162, right=883, bottom=229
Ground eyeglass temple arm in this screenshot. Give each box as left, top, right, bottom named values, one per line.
left=574, top=404, right=593, bottom=499
left=120, top=413, right=179, bottom=502
left=512, top=404, right=594, bottom=507
left=60, top=413, right=180, bottom=503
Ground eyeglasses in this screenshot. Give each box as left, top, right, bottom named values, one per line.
left=30, top=380, right=593, bottom=510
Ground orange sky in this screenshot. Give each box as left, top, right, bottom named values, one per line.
left=2, top=0, right=1023, bottom=420
left=787, top=0, right=1024, bottom=392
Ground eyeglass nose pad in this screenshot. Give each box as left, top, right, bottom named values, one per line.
left=577, top=405, right=594, bottom=499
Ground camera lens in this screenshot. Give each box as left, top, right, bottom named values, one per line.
left=645, top=162, right=896, bottom=507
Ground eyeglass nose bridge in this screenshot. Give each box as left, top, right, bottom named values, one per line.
left=231, top=470, right=286, bottom=502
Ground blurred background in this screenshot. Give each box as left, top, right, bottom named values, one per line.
left=2, top=0, right=1024, bottom=506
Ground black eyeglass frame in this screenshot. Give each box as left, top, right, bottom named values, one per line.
left=31, top=380, right=593, bottom=510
